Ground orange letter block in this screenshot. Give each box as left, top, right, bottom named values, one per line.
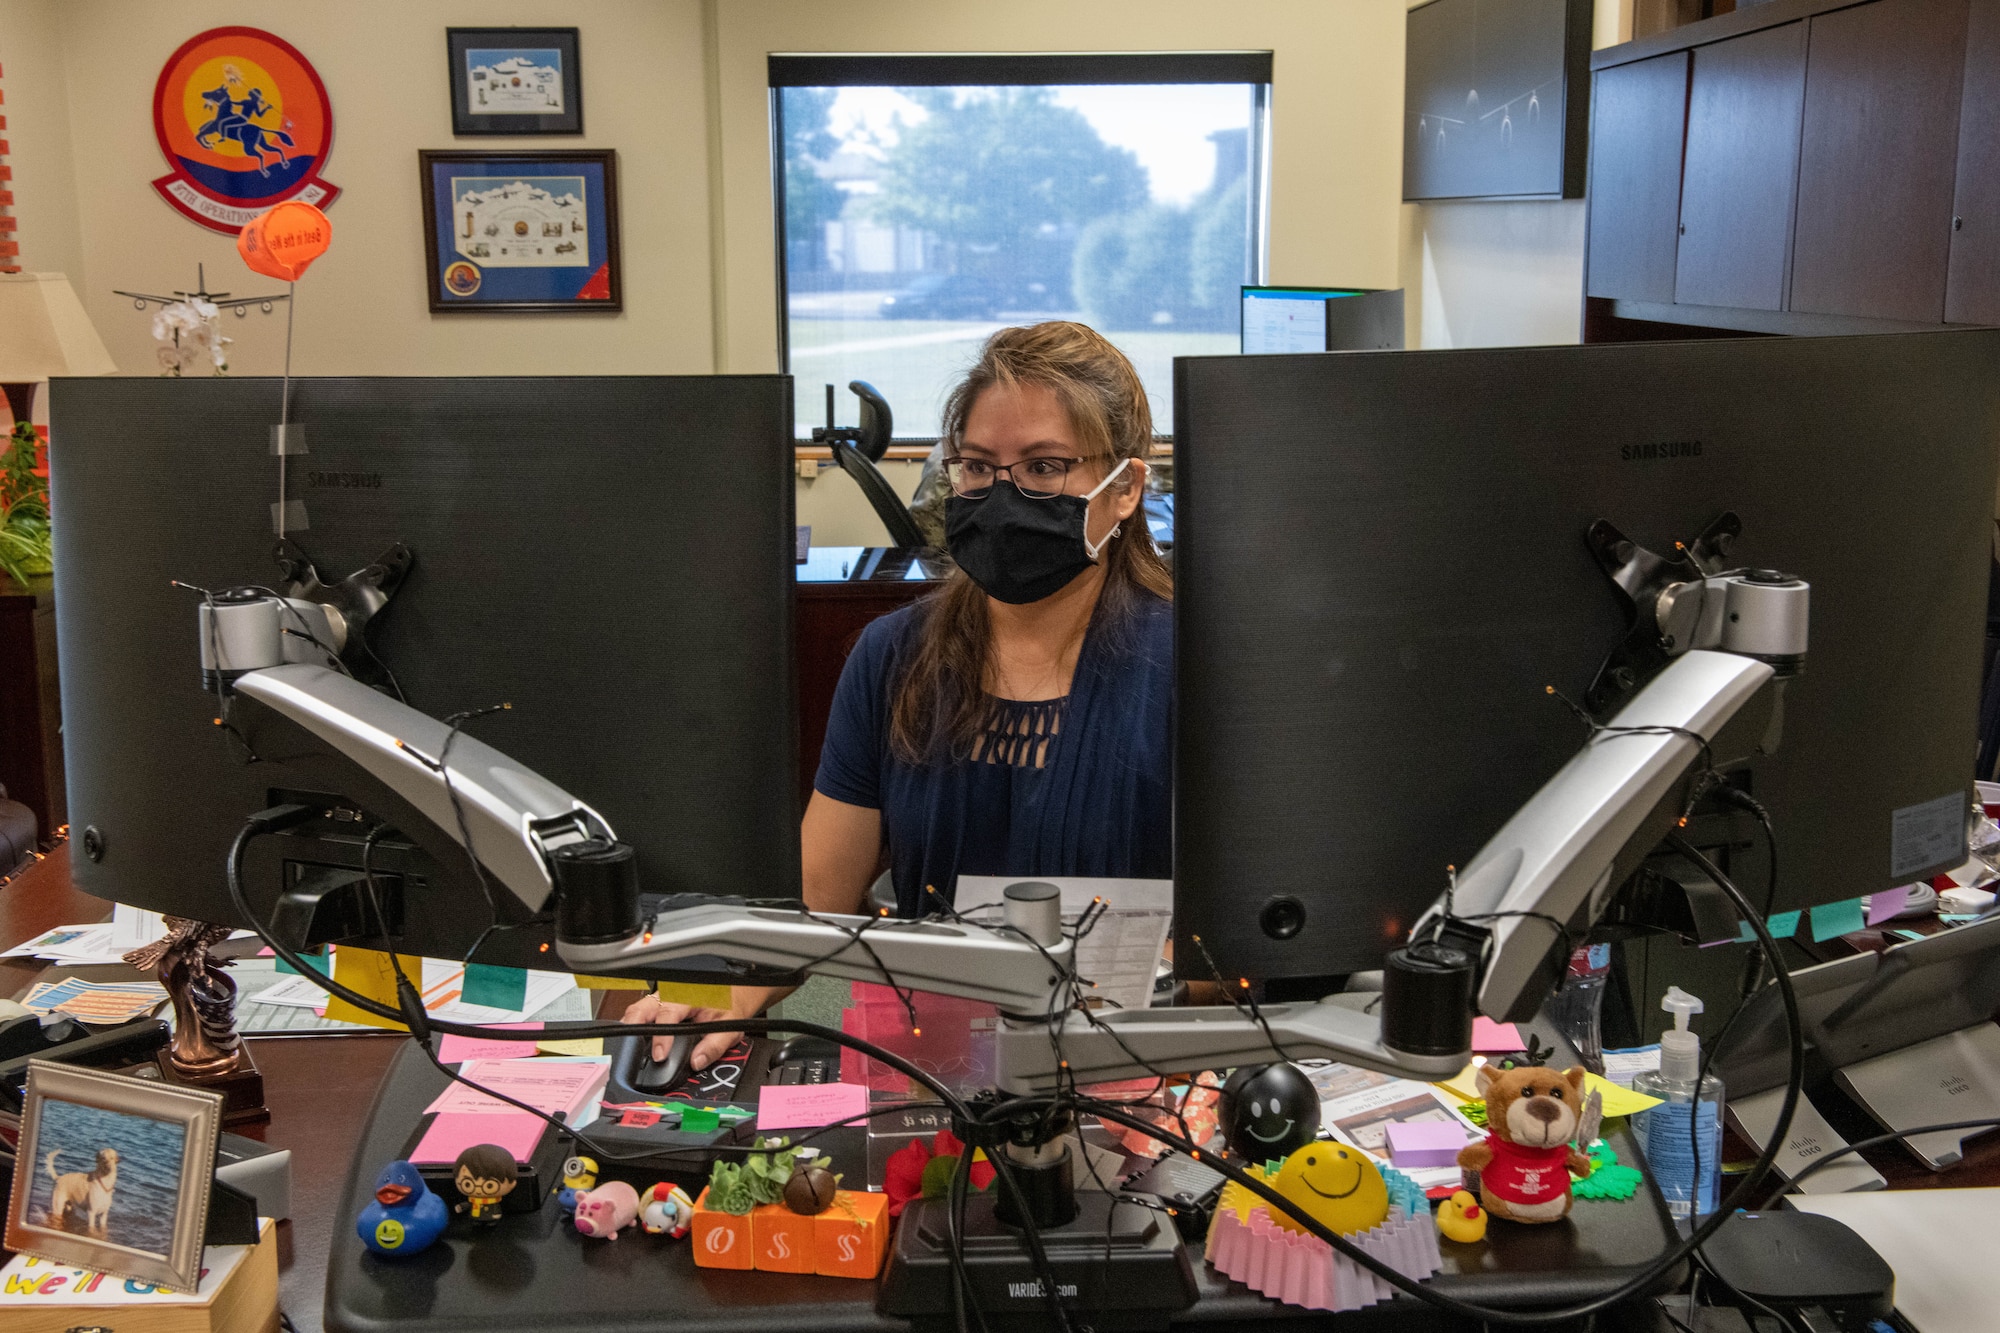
left=690, top=1188, right=753, bottom=1270
left=814, top=1190, right=890, bottom=1279
left=750, top=1203, right=816, bottom=1273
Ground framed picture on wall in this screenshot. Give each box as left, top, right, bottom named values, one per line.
left=420, top=149, right=622, bottom=313
left=447, top=27, right=583, bottom=135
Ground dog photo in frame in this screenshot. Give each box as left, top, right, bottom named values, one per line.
left=5, top=1061, right=224, bottom=1292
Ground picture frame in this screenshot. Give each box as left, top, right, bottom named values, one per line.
left=5, top=1061, right=224, bottom=1293
left=420, top=149, right=623, bottom=313
left=447, top=27, right=582, bottom=136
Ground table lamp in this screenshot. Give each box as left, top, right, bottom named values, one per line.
left=0, top=272, right=117, bottom=430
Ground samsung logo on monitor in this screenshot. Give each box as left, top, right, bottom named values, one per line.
left=1621, top=440, right=1704, bottom=461
left=308, top=470, right=384, bottom=489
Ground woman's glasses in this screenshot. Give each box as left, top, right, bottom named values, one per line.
left=942, top=456, right=1085, bottom=499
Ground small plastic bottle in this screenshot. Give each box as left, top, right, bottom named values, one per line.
left=1633, top=986, right=1724, bottom=1222
left=1544, top=942, right=1612, bottom=1074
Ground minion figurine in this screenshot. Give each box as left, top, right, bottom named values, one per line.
left=453, top=1144, right=518, bottom=1225
left=557, top=1154, right=600, bottom=1214
left=357, top=1160, right=449, bottom=1257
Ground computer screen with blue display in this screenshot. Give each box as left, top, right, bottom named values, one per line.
left=1240, top=286, right=1360, bottom=354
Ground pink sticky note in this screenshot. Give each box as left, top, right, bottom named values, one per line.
left=411, top=1111, right=543, bottom=1165
left=1471, top=1017, right=1524, bottom=1052
left=437, top=1023, right=545, bottom=1064
left=757, top=1081, right=870, bottom=1131
left=1385, top=1119, right=1471, bottom=1169
left=1866, top=887, right=1912, bottom=927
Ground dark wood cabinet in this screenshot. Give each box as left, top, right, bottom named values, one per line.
left=1674, top=22, right=1808, bottom=310
left=1587, top=0, right=1995, bottom=338
left=1586, top=52, right=1691, bottom=302
left=1947, top=0, right=2000, bottom=323
left=1788, top=0, right=1970, bottom=322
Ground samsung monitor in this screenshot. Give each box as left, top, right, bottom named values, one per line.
left=1173, top=331, right=2000, bottom=984
left=50, top=375, right=798, bottom=966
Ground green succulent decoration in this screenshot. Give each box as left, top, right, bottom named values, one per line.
left=705, top=1138, right=838, bottom=1216
left=0, top=421, right=53, bottom=588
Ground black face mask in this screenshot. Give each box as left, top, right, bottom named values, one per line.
left=944, top=460, right=1130, bottom=605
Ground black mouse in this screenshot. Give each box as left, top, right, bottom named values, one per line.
left=609, top=1030, right=696, bottom=1097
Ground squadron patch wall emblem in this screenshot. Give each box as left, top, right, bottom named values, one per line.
left=151, top=27, right=339, bottom=234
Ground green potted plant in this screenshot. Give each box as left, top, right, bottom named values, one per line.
left=0, top=419, right=52, bottom=590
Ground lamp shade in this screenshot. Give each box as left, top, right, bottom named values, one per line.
left=0, top=272, right=118, bottom=382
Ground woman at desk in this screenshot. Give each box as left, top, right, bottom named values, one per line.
left=626, top=321, right=1171, bottom=1070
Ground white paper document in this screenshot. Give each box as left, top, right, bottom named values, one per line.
left=1306, top=1060, right=1483, bottom=1191
left=954, top=876, right=1172, bottom=1013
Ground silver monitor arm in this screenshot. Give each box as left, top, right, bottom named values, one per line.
left=200, top=568, right=1805, bottom=1092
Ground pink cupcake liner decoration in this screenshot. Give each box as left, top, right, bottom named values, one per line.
left=1205, top=1200, right=1442, bottom=1313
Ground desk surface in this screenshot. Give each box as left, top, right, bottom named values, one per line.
left=6, top=848, right=2000, bottom=1331
left=324, top=1046, right=1682, bottom=1333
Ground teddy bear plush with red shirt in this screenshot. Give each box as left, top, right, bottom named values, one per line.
left=1456, top=1063, right=1596, bottom=1224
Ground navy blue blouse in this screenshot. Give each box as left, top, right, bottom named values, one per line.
left=813, top=590, right=1173, bottom=916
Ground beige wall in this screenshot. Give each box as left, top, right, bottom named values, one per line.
left=11, top=0, right=716, bottom=380
left=3, top=0, right=1630, bottom=535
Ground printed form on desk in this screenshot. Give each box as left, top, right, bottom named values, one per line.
left=955, top=876, right=1171, bottom=1013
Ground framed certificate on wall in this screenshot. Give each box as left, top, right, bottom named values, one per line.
left=420, top=149, right=623, bottom=313
left=447, top=27, right=583, bottom=136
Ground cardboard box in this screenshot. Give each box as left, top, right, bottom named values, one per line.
left=749, top=1203, right=815, bottom=1274
left=0, top=1217, right=277, bottom=1333
left=814, top=1189, right=890, bottom=1279
left=689, top=1188, right=754, bottom=1270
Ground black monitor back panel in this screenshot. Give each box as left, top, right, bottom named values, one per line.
left=50, top=376, right=797, bottom=958
left=1173, top=332, right=2000, bottom=981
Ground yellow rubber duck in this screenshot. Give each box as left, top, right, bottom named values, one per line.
left=1268, top=1142, right=1390, bottom=1236
left=1435, top=1189, right=1487, bottom=1244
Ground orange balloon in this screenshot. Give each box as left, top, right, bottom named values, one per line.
left=237, top=201, right=331, bottom=281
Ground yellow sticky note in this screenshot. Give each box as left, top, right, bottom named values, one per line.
left=1433, top=1064, right=1663, bottom=1119
left=1586, top=1073, right=1662, bottom=1118
left=574, top=974, right=652, bottom=990
left=323, top=947, right=424, bottom=1030
left=654, top=982, right=731, bottom=1010
left=535, top=1037, right=605, bottom=1057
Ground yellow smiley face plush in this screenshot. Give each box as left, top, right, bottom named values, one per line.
left=1268, top=1142, right=1390, bottom=1236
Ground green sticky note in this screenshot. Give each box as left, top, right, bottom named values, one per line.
left=681, top=1107, right=720, bottom=1133
left=716, top=1106, right=753, bottom=1125
left=1766, top=911, right=1802, bottom=940
left=462, top=963, right=528, bottom=1011
left=1810, top=898, right=1867, bottom=942
left=1731, top=920, right=1757, bottom=944
left=275, top=946, right=328, bottom=977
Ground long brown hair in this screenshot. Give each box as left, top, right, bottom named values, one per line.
left=890, top=321, right=1173, bottom=763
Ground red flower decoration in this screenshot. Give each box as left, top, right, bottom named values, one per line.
left=882, top=1130, right=994, bottom=1218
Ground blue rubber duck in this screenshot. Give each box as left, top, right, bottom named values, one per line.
left=357, top=1160, right=449, bottom=1257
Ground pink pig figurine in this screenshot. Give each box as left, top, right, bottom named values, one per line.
left=573, top=1180, right=641, bottom=1239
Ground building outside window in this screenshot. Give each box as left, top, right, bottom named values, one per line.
left=772, top=54, right=1273, bottom=440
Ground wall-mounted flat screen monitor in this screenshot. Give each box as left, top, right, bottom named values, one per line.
left=1404, top=0, right=1591, bottom=201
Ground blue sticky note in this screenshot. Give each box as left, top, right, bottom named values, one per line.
left=275, top=946, right=329, bottom=977
left=462, top=963, right=528, bottom=1011
left=1766, top=911, right=1802, bottom=940
left=1810, top=898, right=1867, bottom=942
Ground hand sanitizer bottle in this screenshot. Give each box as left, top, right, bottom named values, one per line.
left=1633, top=986, right=1724, bottom=1222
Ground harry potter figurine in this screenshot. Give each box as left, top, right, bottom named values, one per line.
left=453, top=1144, right=518, bottom=1224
